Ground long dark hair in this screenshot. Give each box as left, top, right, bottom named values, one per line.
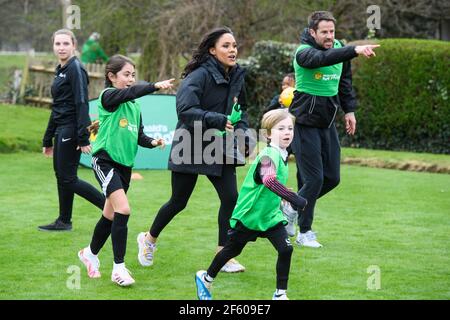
left=182, top=26, right=234, bottom=78
left=104, top=54, right=135, bottom=87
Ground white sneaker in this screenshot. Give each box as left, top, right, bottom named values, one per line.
left=281, top=202, right=298, bottom=237
left=296, top=230, right=323, bottom=248
left=78, top=247, right=101, bottom=278
left=111, top=264, right=135, bottom=286
left=220, top=258, right=245, bottom=273
left=272, top=291, right=289, bottom=300
left=137, top=232, right=156, bottom=267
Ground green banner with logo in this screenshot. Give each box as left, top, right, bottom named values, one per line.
left=80, top=94, right=177, bottom=169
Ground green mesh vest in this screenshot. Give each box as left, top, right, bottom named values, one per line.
left=92, top=88, right=141, bottom=167
left=293, top=39, right=343, bottom=97
left=230, top=146, right=289, bottom=232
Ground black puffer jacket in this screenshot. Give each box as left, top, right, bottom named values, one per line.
left=168, top=56, right=250, bottom=177
left=289, top=28, right=358, bottom=128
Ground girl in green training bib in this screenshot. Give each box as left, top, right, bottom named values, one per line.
left=195, top=109, right=307, bottom=300
left=78, top=54, right=174, bottom=287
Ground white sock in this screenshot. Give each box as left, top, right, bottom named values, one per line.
left=276, top=289, right=286, bottom=295
left=204, top=274, right=214, bottom=283
left=113, top=262, right=125, bottom=271
left=85, top=246, right=94, bottom=256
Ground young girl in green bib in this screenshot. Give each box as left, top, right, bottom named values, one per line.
left=78, top=54, right=174, bottom=286
left=195, top=109, right=307, bottom=300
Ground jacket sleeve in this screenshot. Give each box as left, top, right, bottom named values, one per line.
left=137, top=113, right=156, bottom=149
left=234, top=84, right=250, bottom=131
left=70, top=62, right=91, bottom=147
left=256, top=156, right=307, bottom=210
left=234, top=84, right=255, bottom=157
left=42, top=111, right=56, bottom=147
left=296, top=45, right=358, bottom=69
left=338, top=60, right=357, bottom=113
left=101, top=82, right=158, bottom=112
left=176, top=71, right=227, bottom=130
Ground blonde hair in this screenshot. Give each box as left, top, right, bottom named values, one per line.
left=52, top=29, right=77, bottom=46
left=261, top=109, right=295, bottom=140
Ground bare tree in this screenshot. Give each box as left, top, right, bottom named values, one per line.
left=139, top=0, right=332, bottom=80
left=331, top=0, right=450, bottom=40
left=0, top=0, right=60, bottom=51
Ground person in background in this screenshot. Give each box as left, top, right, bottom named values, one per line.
left=265, top=73, right=295, bottom=113
left=39, top=29, right=105, bottom=232
left=81, top=32, right=109, bottom=64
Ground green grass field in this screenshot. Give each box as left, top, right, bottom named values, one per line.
left=0, top=104, right=50, bottom=152
left=0, top=152, right=449, bottom=300
left=0, top=103, right=449, bottom=300
left=2, top=103, right=450, bottom=168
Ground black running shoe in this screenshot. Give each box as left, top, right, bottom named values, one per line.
left=38, top=219, right=72, bottom=231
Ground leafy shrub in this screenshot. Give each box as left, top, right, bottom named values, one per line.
left=241, top=39, right=450, bottom=154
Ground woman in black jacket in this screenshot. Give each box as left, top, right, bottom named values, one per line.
left=137, top=27, right=250, bottom=273
left=39, top=29, right=105, bottom=231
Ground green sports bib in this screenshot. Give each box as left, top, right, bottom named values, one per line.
left=230, top=146, right=289, bottom=231
left=293, top=39, right=343, bottom=97
left=92, top=88, right=141, bottom=167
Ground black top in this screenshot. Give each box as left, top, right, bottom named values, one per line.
left=168, top=56, right=250, bottom=177
left=43, top=56, right=91, bottom=147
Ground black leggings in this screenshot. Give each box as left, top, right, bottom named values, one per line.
left=207, top=223, right=293, bottom=290
left=53, top=126, right=105, bottom=222
left=150, top=166, right=238, bottom=246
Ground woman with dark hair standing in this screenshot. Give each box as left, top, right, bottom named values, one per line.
left=39, top=29, right=105, bottom=232
left=137, top=27, right=251, bottom=273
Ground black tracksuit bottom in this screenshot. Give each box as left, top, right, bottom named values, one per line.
left=291, top=124, right=341, bottom=233
left=150, top=165, right=238, bottom=247
left=53, top=125, right=105, bottom=223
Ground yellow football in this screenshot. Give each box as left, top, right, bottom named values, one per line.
left=280, top=87, right=295, bottom=108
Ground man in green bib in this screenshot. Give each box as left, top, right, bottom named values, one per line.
left=289, top=11, right=379, bottom=248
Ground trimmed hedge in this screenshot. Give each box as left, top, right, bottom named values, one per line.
left=347, top=39, right=449, bottom=154
left=241, top=39, right=450, bottom=154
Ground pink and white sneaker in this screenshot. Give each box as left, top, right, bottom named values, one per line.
left=78, top=247, right=101, bottom=278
